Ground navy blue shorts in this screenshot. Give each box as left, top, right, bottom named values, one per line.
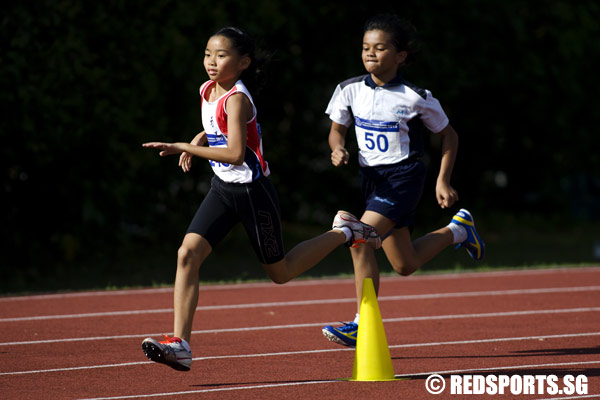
left=360, top=159, right=427, bottom=230
left=186, top=175, right=285, bottom=265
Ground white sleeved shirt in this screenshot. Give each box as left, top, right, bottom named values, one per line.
left=326, top=74, right=449, bottom=167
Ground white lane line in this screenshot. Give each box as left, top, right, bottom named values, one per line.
left=77, top=380, right=339, bottom=400
left=0, top=308, right=175, bottom=322
left=2, top=266, right=598, bottom=302
left=535, top=394, right=600, bottom=400
left=74, top=360, right=600, bottom=399
left=397, top=360, right=600, bottom=377
left=2, top=307, right=599, bottom=347
left=3, top=285, right=599, bottom=322
left=2, top=331, right=599, bottom=376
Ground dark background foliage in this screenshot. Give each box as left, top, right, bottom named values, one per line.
left=2, top=0, right=599, bottom=292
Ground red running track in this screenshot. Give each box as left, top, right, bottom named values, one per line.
left=1, top=267, right=599, bottom=399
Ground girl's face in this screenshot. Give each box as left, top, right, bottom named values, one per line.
left=204, top=35, right=250, bottom=84
left=362, top=29, right=407, bottom=82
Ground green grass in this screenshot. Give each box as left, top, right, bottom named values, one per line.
left=2, top=214, right=599, bottom=295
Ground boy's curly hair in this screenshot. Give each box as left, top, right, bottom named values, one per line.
left=364, top=14, right=420, bottom=65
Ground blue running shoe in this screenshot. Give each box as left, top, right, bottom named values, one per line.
left=322, top=322, right=357, bottom=347
left=451, top=209, right=485, bottom=260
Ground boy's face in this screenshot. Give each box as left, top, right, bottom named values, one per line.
left=362, top=30, right=407, bottom=81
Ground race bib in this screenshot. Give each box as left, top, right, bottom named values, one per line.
left=209, top=159, right=234, bottom=171
left=354, top=116, right=407, bottom=165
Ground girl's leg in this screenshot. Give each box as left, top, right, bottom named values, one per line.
left=262, top=230, right=347, bottom=284
left=173, top=233, right=212, bottom=343
left=141, top=232, right=211, bottom=371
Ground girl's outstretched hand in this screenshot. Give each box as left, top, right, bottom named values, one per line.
left=142, top=142, right=185, bottom=157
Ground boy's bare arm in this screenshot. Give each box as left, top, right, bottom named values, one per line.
left=328, top=122, right=349, bottom=167
left=436, top=124, right=459, bottom=208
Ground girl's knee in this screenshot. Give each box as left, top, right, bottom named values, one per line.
left=177, top=245, right=208, bottom=268
left=263, top=260, right=292, bottom=284
left=265, top=267, right=291, bottom=284
left=269, top=274, right=290, bottom=285
left=177, top=237, right=210, bottom=268
left=177, top=246, right=198, bottom=268
left=391, top=261, right=419, bottom=276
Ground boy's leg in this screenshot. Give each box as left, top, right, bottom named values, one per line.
left=382, top=226, right=453, bottom=276
left=382, top=208, right=484, bottom=274
left=321, top=221, right=450, bottom=348
left=322, top=210, right=393, bottom=347
left=323, top=209, right=484, bottom=347
left=351, top=210, right=398, bottom=306
left=349, top=243, right=380, bottom=312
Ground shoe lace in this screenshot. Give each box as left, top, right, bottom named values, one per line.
left=349, top=227, right=379, bottom=248
left=348, top=239, right=365, bottom=248
left=357, top=223, right=378, bottom=238
left=159, top=335, right=181, bottom=344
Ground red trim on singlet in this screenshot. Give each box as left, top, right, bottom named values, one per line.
left=199, top=80, right=268, bottom=175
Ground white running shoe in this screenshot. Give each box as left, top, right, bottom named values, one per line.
left=142, top=335, right=192, bottom=371
left=333, top=210, right=381, bottom=249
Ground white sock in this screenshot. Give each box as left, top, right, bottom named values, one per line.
left=333, top=226, right=352, bottom=242
left=448, top=222, right=467, bottom=244
left=353, top=313, right=360, bottom=325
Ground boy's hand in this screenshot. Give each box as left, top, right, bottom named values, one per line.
left=331, top=147, right=349, bottom=167
left=436, top=180, right=458, bottom=209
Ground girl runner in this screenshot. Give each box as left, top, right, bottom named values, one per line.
left=141, top=27, right=380, bottom=371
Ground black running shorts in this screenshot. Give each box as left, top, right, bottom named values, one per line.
left=186, top=175, right=285, bottom=265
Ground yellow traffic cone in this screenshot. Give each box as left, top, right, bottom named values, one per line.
left=349, top=278, right=398, bottom=381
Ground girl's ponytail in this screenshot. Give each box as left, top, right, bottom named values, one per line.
left=212, top=27, right=269, bottom=95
